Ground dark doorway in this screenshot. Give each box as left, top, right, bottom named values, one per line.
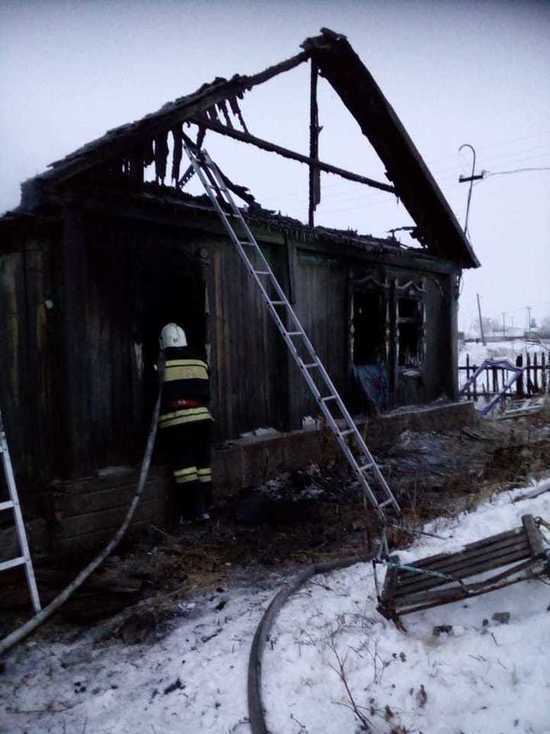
left=138, top=247, right=206, bottom=422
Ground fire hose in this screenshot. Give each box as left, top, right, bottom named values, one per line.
left=247, top=555, right=369, bottom=734
left=0, top=361, right=164, bottom=657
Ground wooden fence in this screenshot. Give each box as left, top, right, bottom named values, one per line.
left=459, top=352, right=548, bottom=400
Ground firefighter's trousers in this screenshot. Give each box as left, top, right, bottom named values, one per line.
left=160, top=414, right=212, bottom=516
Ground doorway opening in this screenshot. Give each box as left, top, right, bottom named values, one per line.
left=138, top=247, right=206, bottom=423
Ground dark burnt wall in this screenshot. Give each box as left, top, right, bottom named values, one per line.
left=422, top=273, right=457, bottom=401
left=0, top=204, right=459, bottom=486
left=60, top=208, right=209, bottom=477
left=208, top=234, right=288, bottom=440
left=287, top=249, right=349, bottom=428
left=0, top=224, right=60, bottom=491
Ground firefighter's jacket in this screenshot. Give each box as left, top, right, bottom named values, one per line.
left=159, top=346, right=212, bottom=429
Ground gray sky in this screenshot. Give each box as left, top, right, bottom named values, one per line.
left=1, top=0, right=549, bottom=331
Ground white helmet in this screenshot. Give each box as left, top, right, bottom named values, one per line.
left=159, top=323, right=187, bottom=349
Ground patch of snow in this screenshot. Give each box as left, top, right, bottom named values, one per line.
left=1, top=484, right=549, bottom=733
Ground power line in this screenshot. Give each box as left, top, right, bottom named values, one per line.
left=484, top=166, right=550, bottom=178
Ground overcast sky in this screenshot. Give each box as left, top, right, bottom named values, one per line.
left=1, top=0, right=549, bottom=331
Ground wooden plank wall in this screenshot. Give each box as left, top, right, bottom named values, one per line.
left=0, top=233, right=56, bottom=488
left=421, top=273, right=454, bottom=402
left=0, top=210, right=460, bottom=485
left=67, top=213, right=207, bottom=475
left=288, top=250, right=348, bottom=427
left=209, top=235, right=287, bottom=439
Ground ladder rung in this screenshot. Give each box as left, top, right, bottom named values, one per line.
left=379, top=498, right=396, bottom=508
left=286, top=331, right=304, bottom=337
left=339, top=429, right=355, bottom=437
left=239, top=240, right=257, bottom=246
left=254, top=271, right=270, bottom=276
left=302, top=362, right=319, bottom=369
left=321, top=396, right=337, bottom=402
left=0, top=500, right=15, bottom=511
left=358, top=463, right=374, bottom=472
left=269, top=301, right=286, bottom=306
left=0, top=556, right=26, bottom=572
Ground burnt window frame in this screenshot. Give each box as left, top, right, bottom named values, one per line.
left=350, top=268, right=426, bottom=407
left=395, top=279, right=425, bottom=369
left=350, top=272, right=390, bottom=368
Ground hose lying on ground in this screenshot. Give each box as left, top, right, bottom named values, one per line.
left=247, top=555, right=371, bottom=734
left=0, top=372, right=163, bottom=657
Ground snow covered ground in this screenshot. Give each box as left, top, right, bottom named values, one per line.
left=1, top=483, right=549, bottom=734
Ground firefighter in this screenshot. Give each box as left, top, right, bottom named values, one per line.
left=158, top=323, right=212, bottom=522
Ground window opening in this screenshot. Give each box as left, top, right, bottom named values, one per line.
left=353, top=290, right=387, bottom=365
left=397, top=296, right=423, bottom=367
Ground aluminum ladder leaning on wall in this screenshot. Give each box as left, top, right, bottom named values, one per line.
left=183, top=141, right=401, bottom=525
left=0, top=409, right=41, bottom=613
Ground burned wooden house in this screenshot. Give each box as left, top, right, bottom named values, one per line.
left=0, top=29, right=478, bottom=551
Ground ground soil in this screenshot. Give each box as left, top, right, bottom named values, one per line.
left=1, top=412, right=550, bottom=646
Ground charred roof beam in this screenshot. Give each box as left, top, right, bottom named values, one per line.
left=188, top=117, right=395, bottom=194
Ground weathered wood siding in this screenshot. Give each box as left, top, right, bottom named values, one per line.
left=288, top=250, right=349, bottom=427
left=61, top=210, right=208, bottom=477
left=422, top=273, right=456, bottom=401
left=0, top=206, right=460, bottom=485
left=0, top=231, right=57, bottom=487
left=208, top=234, right=288, bottom=439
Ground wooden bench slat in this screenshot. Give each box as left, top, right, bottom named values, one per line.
left=396, top=538, right=530, bottom=586
left=396, top=556, right=537, bottom=613
left=396, top=535, right=530, bottom=586
left=393, top=545, right=531, bottom=598
left=409, top=528, right=525, bottom=571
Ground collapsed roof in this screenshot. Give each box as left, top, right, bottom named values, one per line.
left=16, top=28, right=479, bottom=268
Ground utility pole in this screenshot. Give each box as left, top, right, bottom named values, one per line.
left=527, top=306, right=532, bottom=334
left=476, top=293, right=486, bottom=345
left=458, top=143, right=484, bottom=237
left=501, top=312, right=506, bottom=337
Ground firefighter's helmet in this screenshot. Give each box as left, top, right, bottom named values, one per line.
left=159, top=323, right=187, bottom=349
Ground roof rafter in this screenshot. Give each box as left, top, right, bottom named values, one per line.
left=189, top=117, right=396, bottom=194
left=18, top=27, right=479, bottom=268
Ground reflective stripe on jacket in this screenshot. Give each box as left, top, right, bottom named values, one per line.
left=159, top=405, right=212, bottom=429
left=160, top=346, right=210, bottom=414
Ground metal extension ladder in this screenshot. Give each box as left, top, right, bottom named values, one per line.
left=0, top=410, right=41, bottom=613
left=183, top=142, right=400, bottom=522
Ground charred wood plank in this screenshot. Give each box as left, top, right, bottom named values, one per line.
left=189, top=117, right=395, bottom=193
left=397, top=563, right=535, bottom=613
left=44, top=52, right=310, bottom=185
left=308, top=60, right=321, bottom=227
left=409, top=526, right=525, bottom=567
left=240, top=50, right=310, bottom=90
left=396, top=533, right=530, bottom=582
left=171, top=127, right=183, bottom=184
left=61, top=205, right=93, bottom=477
left=397, top=573, right=534, bottom=616
left=394, top=543, right=531, bottom=598
left=302, top=29, right=479, bottom=268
